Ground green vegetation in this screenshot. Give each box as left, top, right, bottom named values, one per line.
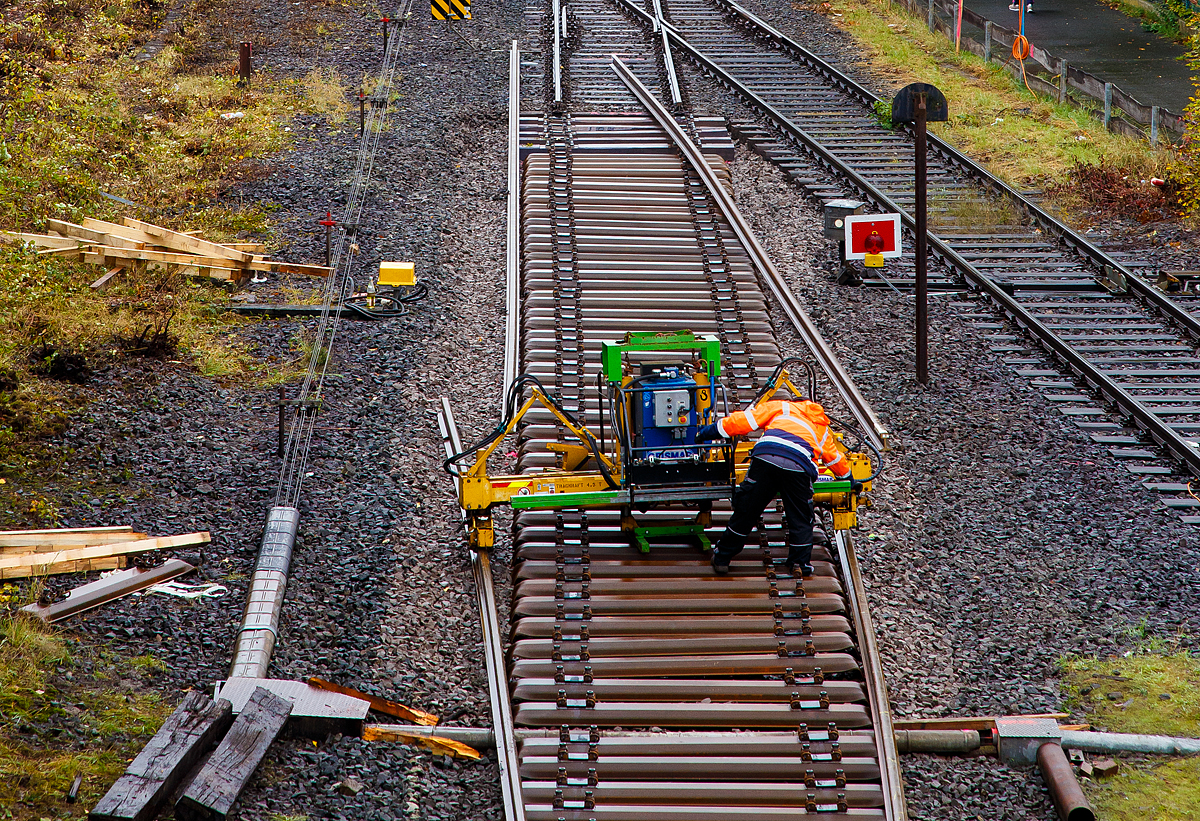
left=0, top=611, right=171, bottom=819
left=828, top=0, right=1174, bottom=193
left=1059, top=636, right=1200, bottom=820
left=1098, top=0, right=1195, bottom=43
left=0, top=0, right=337, bottom=498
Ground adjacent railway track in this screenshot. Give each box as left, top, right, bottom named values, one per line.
left=595, top=0, right=1200, bottom=509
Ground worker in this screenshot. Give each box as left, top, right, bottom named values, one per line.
left=696, top=398, right=860, bottom=577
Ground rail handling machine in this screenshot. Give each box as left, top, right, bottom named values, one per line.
left=443, top=330, right=877, bottom=552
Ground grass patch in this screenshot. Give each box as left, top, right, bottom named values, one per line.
left=1060, top=636, right=1200, bottom=820
left=0, top=611, right=171, bottom=818
left=826, top=0, right=1174, bottom=193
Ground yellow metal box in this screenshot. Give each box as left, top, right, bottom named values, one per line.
left=379, top=261, right=415, bottom=287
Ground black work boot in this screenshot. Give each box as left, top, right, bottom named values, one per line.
left=711, top=551, right=731, bottom=575
left=785, top=543, right=814, bottom=577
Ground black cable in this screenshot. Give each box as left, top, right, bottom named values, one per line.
left=340, top=283, right=430, bottom=320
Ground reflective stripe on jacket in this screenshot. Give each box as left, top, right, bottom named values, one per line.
left=716, top=399, right=850, bottom=478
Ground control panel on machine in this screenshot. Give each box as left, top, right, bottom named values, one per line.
left=637, top=367, right=698, bottom=458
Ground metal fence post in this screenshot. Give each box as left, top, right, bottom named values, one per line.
left=984, top=20, right=992, bottom=62
left=1103, top=82, right=1112, bottom=129
left=1151, top=106, right=1159, bottom=145
left=1059, top=59, right=1067, bottom=103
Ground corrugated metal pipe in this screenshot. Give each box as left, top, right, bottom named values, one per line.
left=893, top=729, right=980, bottom=754
left=229, top=506, right=300, bottom=679
left=1061, top=730, right=1200, bottom=756
left=1038, top=743, right=1095, bottom=821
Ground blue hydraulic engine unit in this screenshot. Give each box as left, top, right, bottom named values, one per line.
left=606, top=332, right=734, bottom=550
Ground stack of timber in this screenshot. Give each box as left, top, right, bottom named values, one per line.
left=2, top=217, right=330, bottom=286
left=0, top=527, right=210, bottom=579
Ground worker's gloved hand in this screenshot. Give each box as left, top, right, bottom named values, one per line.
left=695, top=424, right=721, bottom=443
left=849, top=480, right=864, bottom=493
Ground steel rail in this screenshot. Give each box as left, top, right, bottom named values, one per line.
left=651, top=0, right=683, bottom=106
left=438, top=399, right=526, bottom=821
left=505, top=41, right=522, bottom=396
left=836, top=530, right=908, bottom=820
left=552, top=0, right=564, bottom=105
left=714, top=0, right=1200, bottom=342
left=609, top=0, right=1200, bottom=478
left=611, top=54, right=891, bottom=454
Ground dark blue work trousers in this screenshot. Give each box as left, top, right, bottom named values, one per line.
left=714, top=456, right=814, bottom=565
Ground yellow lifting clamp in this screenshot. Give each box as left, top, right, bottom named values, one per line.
left=455, top=385, right=619, bottom=550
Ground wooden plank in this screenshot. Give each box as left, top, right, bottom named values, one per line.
left=221, top=243, right=267, bottom=253
left=0, top=556, right=124, bottom=580
left=90, top=691, right=233, bottom=821
left=122, top=217, right=254, bottom=263
left=81, top=217, right=174, bottom=247
left=1111, top=84, right=1152, bottom=125
left=90, top=267, right=126, bottom=290
left=1065, top=64, right=1106, bottom=100
left=307, top=677, right=439, bottom=726
left=2, top=231, right=84, bottom=249
left=0, top=532, right=210, bottom=572
left=49, top=219, right=144, bottom=250
left=21, top=559, right=194, bottom=622
left=0, top=528, right=146, bottom=548
left=0, top=525, right=136, bottom=539
left=176, top=687, right=293, bottom=821
left=82, top=246, right=330, bottom=277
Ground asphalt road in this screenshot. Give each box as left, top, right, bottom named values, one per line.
left=957, top=0, right=1192, bottom=112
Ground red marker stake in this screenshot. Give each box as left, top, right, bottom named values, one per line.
left=320, top=212, right=336, bottom=267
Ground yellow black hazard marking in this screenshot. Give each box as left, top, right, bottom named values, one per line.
left=432, top=0, right=470, bottom=20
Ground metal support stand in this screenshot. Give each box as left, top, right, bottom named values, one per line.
left=238, top=42, right=252, bottom=86
left=914, top=93, right=929, bottom=385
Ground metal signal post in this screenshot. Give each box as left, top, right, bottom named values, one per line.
left=891, top=82, right=948, bottom=386
left=915, top=93, right=928, bottom=385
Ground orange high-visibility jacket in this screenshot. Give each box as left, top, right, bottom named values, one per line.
left=715, top=399, right=851, bottom=478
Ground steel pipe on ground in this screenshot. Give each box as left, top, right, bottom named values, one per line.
left=1038, top=743, right=1095, bottom=821
left=1061, top=729, right=1200, bottom=756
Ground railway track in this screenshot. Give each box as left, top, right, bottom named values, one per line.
left=440, top=36, right=906, bottom=821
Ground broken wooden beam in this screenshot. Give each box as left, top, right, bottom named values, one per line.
left=307, top=676, right=439, bottom=726
left=21, top=559, right=195, bottom=623
left=175, top=687, right=292, bottom=821
left=362, top=724, right=481, bottom=760
left=90, top=691, right=233, bottom=821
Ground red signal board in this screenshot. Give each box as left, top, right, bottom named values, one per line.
left=844, top=214, right=902, bottom=260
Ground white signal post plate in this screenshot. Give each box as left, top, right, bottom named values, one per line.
left=844, top=213, right=902, bottom=260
